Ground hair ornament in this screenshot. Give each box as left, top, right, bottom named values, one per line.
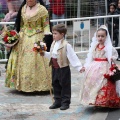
left=98, top=25, right=108, bottom=31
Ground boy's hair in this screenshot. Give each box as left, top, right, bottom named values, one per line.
left=109, top=2, right=116, bottom=9
left=52, top=24, right=67, bottom=35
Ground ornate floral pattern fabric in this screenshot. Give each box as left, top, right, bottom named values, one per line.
left=80, top=46, right=120, bottom=108
left=95, top=80, right=120, bottom=108
left=5, top=4, right=51, bottom=92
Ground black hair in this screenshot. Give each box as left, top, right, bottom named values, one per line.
left=97, top=28, right=107, bottom=36
left=15, top=0, right=45, bottom=32
left=109, top=2, right=117, bottom=9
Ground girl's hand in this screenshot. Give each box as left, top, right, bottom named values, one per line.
left=111, top=58, right=113, bottom=62
left=80, top=67, right=85, bottom=73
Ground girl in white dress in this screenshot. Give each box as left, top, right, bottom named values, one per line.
left=80, top=25, right=120, bottom=108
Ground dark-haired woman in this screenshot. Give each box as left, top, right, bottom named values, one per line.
left=5, top=0, right=52, bottom=92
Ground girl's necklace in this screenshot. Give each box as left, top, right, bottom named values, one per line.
left=97, top=44, right=105, bottom=51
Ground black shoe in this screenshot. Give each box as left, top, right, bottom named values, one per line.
left=60, top=105, right=69, bottom=110
left=49, top=104, right=61, bottom=109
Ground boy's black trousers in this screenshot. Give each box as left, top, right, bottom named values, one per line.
left=52, top=66, right=71, bottom=106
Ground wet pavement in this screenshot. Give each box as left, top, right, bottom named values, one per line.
left=0, top=54, right=120, bottom=120
left=0, top=23, right=120, bottom=119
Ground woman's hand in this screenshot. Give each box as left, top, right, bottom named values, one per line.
left=4, top=40, right=19, bottom=48
left=4, top=44, right=13, bottom=48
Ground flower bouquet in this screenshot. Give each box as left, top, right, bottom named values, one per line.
left=33, top=41, right=47, bottom=55
left=0, top=26, right=19, bottom=47
left=104, top=63, right=120, bottom=97
left=104, top=63, right=120, bottom=82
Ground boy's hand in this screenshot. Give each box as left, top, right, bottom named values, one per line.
left=80, top=67, right=85, bottom=73
left=39, top=51, right=45, bottom=56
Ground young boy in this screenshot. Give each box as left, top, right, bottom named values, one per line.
left=41, top=24, right=82, bottom=110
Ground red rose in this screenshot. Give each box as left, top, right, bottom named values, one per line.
left=33, top=47, right=37, bottom=51
left=104, top=74, right=110, bottom=79
left=3, top=35, right=8, bottom=43
left=10, top=30, right=16, bottom=36
left=110, top=66, right=115, bottom=71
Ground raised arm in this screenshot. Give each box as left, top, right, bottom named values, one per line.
left=4, top=0, right=18, bottom=22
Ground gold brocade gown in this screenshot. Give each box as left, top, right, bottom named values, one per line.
left=5, top=4, right=51, bottom=92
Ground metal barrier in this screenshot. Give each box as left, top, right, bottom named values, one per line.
left=50, top=14, right=120, bottom=54
left=0, top=15, right=120, bottom=62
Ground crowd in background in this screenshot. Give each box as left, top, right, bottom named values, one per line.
left=0, top=0, right=65, bottom=23
left=106, top=1, right=120, bottom=60
left=0, top=0, right=119, bottom=23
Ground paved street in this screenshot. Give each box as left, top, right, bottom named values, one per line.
left=0, top=54, right=120, bottom=120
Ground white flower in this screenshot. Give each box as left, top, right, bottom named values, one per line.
left=7, top=37, right=10, bottom=40
left=109, top=72, right=114, bottom=76
left=34, top=43, right=37, bottom=47
left=113, top=69, right=116, bottom=72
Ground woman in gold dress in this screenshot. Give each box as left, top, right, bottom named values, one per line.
left=5, top=0, right=52, bottom=92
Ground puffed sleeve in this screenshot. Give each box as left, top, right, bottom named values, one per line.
left=112, top=47, right=118, bottom=60
left=41, top=14, right=51, bottom=35
left=41, top=6, right=53, bottom=51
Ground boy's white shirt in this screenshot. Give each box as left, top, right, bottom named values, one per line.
left=44, top=39, right=82, bottom=72
left=43, top=0, right=50, bottom=5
